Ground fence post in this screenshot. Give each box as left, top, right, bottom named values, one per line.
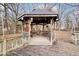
left=3, top=39, right=7, bottom=56
left=11, top=39, right=14, bottom=49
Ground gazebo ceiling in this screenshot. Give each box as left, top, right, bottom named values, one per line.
left=24, top=17, right=57, bottom=24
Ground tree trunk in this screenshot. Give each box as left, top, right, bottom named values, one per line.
left=4, top=3, right=10, bottom=34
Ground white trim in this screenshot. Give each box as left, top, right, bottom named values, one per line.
left=24, top=14, right=58, bottom=17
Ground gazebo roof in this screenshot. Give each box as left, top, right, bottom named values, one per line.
left=27, top=9, right=58, bottom=15
left=18, top=9, right=58, bottom=19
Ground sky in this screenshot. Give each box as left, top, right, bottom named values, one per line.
left=21, top=3, right=77, bottom=13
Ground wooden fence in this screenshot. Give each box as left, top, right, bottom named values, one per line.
left=0, top=34, right=28, bottom=56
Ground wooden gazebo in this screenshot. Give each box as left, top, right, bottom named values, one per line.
left=18, top=9, right=59, bottom=44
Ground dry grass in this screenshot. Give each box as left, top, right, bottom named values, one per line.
left=54, top=30, right=72, bottom=42
left=0, top=34, right=21, bottom=40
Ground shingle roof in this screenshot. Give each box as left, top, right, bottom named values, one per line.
left=18, top=9, right=58, bottom=20
left=27, top=9, right=58, bottom=15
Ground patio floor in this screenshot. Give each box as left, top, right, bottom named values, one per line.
left=28, top=36, right=52, bottom=45
left=7, top=40, right=79, bottom=56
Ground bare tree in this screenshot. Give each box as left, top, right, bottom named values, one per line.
left=0, top=3, right=25, bottom=34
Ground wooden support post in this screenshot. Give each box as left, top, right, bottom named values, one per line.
left=22, top=22, right=24, bottom=33
left=55, top=22, right=56, bottom=30
left=28, top=21, right=30, bottom=41
left=55, top=22, right=57, bottom=29
left=54, top=22, right=55, bottom=30
left=50, top=19, right=53, bottom=44
left=43, top=23, right=44, bottom=31
left=21, top=22, right=24, bottom=44
left=28, top=18, right=32, bottom=41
